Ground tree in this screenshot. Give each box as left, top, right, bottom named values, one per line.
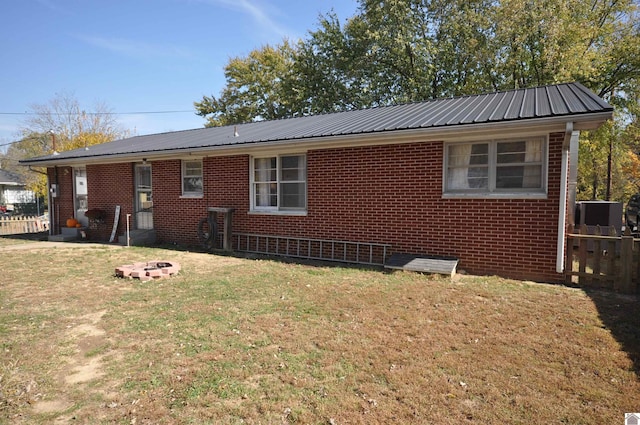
left=194, top=41, right=298, bottom=127
left=21, top=92, right=123, bottom=151
left=287, top=13, right=385, bottom=115
left=6, top=92, right=128, bottom=199
left=196, top=0, right=640, bottom=201
left=485, top=0, right=640, bottom=201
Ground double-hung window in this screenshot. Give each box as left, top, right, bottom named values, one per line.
left=445, top=137, right=546, bottom=196
left=182, top=160, right=203, bottom=197
left=251, top=154, right=306, bottom=212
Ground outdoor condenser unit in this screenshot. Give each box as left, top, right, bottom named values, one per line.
left=575, top=201, right=623, bottom=234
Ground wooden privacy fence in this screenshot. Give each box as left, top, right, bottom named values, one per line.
left=565, top=224, right=639, bottom=294
left=0, top=216, right=48, bottom=236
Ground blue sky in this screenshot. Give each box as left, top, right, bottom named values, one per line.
left=0, top=0, right=358, bottom=147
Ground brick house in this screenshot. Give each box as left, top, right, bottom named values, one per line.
left=21, top=82, right=613, bottom=282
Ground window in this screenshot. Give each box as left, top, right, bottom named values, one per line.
left=445, top=137, right=546, bottom=195
left=251, top=154, right=306, bottom=212
left=182, top=160, right=203, bottom=196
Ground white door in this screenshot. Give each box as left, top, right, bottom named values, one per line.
left=135, top=164, right=153, bottom=230
left=74, top=167, right=89, bottom=226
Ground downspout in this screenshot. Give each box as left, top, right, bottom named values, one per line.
left=556, top=122, right=575, bottom=273
left=568, top=131, right=580, bottom=224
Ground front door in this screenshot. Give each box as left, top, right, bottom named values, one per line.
left=135, top=164, right=153, bottom=230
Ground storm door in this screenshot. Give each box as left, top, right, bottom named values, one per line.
left=73, top=167, right=89, bottom=226
left=135, top=164, right=153, bottom=230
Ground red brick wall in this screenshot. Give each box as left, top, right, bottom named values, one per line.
left=300, top=134, right=564, bottom=282
left=153, top=160, right=201, bottom=245
left=86, top=163, right=135, bottom=241
left=50, top=132, right=567, bottom=283
left=47, top=166, right=74, bottom=233
left=154, top=134, right=563, bottom=282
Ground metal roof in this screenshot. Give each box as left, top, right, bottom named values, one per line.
left=21, top=82, right=613, bottom=165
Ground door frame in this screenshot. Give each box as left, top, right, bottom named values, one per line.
left=134, top=163, right=153, bottom=230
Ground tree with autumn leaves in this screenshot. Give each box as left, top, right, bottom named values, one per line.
left=195, top=0, right=640, bottom=202
left=1, top=92, right=129, bottom=199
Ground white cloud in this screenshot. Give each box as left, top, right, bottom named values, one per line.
left=196, top=0, right=290, bottom=40
left=76, top=35, right=194, bottom=59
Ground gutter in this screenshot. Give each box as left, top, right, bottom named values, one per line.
left=557, top=122, right=577, bottom=273
left=28, top=165, right=48, bottom=176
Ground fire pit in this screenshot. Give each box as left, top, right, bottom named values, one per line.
left=115, top=261, right=181, bottom=282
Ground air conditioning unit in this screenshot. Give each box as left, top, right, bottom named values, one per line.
left=575, top=201, right=623, bottom=235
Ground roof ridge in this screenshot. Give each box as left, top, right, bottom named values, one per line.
left=130, top=82, right=592, bottom=138
left=189, top=82, right=590, bottom=132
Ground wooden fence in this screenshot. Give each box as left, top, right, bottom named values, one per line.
left=565, top=224, right=639, bottom=294
left=0, top=216, right=49, bottom=236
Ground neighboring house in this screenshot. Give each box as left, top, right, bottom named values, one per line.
left=0, top=168, right=36, bottom=214
left=20, top=82, right=613, bottom=283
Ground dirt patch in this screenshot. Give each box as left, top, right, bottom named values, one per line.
left=64, top=355, right=107, bottom=385
left=31, top=400, right=73, bottom=414
left=30, top=310, right=113, bottom=418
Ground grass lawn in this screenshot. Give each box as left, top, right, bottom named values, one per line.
left=1, top=242, right=639, bottom=424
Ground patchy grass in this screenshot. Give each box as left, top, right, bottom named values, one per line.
left=0, top=244, right=638, bottom=424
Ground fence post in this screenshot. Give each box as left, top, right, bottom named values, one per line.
left=578, top=224, right=589, bottom=286
left=565, top=225, right=575, bottom=284
left=592, top=225, right=602, bottom=285
left=619, top=227, right=633, bottom=293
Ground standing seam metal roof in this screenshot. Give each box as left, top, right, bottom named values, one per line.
left=21, top=82, right=612, bottom=164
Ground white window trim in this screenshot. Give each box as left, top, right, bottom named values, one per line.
left=249, top=154, right=307, bottom=214
left=181, top=159, right=203, bottom=198
left=443, top=136, right=548, bottom=199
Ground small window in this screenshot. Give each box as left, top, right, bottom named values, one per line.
left=252, top=154, right=306, bottom=211
left=445, top=137, right=546, bottom=195
left=182, top=160, right=203, bottom=196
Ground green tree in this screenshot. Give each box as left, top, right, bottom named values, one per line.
left=194, top=41, right=298, bottom=127
left=196, top=0, right=640, bottom=201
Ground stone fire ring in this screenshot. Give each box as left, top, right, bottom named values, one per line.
left=115, top=261, right=181, bottom=282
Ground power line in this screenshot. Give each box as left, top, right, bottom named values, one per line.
left=0, top=110, right=194, bottom=116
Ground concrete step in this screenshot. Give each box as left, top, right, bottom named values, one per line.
left=49, top=226, right=87, bottom=242
left=385, top=253, right=459, bottom=277
left=49, top=234, right=79, bottom=242
left=118, top=229, right=157, bottom=246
